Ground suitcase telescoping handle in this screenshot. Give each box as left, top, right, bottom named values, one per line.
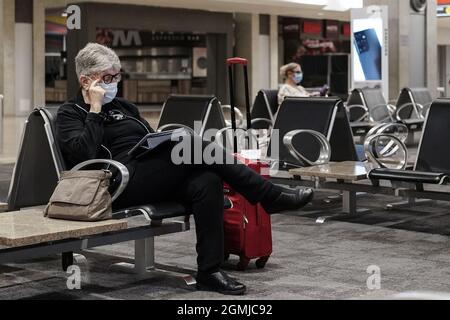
left=227, top=57, right=253, bottom=153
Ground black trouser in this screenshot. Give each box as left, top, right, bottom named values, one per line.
left=115, top=135, right=275, bottom=273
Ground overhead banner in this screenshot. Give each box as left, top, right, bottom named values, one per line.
left=351, top=5, right=389, bottom=99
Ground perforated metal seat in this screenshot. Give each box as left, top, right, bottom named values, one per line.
left=250, top=90, right=279, bottom=130
left=157, top=94, right=226, bottom=135
left=268, top=97, right=358, bottom=170
left=396, top=87, right=432, bottom=121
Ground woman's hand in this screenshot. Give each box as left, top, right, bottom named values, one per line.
left=87, top=79, right=105, bottom=113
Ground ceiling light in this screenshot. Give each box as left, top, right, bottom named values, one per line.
left=323, top=0, right=364, bottom=11
left=283, top=0, right=364, bottom=11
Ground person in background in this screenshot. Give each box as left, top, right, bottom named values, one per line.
left=278, top=63, right=327, bottom=106
left=278, top=63, right=310, bottom=106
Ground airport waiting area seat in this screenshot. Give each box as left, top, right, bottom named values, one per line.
left=1, top=105, right=230, bottom=282
left=267, top=97, right=360, bottom=173
left=346, top=88, right=394, bottom=136
left=346, top=88, right=423, bottom=144
left=157, top=94, right=226, bottom=135
left=285, top=99, right=450, bottom=217
left=250, top=90, right=279, bottom=130
left=395, top=87, right=433, bottom=121
left=369, top=99, right=450, bottom=190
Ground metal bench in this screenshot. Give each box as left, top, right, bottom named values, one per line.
left=250, top=89, right=279, bottom=130
left=287, top=99, right=450, bottom=219
left=346, top=88, right=423, bottom=145
left=2, top=106, right=230, bottom=284
left=369, top=99, right=450, bottom=191
left=395, top=87, right=433, bottom=120
left=157, top=94, right=226, bottom=135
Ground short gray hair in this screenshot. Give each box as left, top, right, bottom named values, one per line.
left=75, top=43, right=122, bottom=80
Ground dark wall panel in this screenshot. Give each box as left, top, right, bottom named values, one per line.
left=67, top=3, right=234, bottom=100
left=15, top=0, right=33, bottom=23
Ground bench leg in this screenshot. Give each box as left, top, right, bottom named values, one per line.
left=135, top=238, right=155, bottom=273
left=62, top=252, right=73, bottom=271
left=387, top=198, right=434, bottom=211
left=324, top=192, right=366, bottom=204
left=110, top=238, right=196, bottom=286
left=342, top=191, right=371, bottom=215
left=406, top=131, right=415, bottom=145
left=316, top=191, right=371, bottom=224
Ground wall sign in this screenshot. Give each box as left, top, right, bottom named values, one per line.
left=96, top=29, right=206, bottom=48
left=351, top=5, right=389, bottom=99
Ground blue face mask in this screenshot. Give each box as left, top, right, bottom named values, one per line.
left=99, top=82, right=118, bottom=105
left=86, top=76, right=118, bottom=105
left=294, top=72, right=303, bottom=85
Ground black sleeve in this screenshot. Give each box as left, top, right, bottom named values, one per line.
left=119, top=98, right=155, bottom=133
left=56, top=105, right=106, bottom=163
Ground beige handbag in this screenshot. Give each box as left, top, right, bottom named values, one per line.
left=44, top=170, right=113, bottom=222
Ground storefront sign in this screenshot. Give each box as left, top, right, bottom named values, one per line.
left=96, top=29, right=206, bottom=48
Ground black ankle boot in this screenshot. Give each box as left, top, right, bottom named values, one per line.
left=261, top=187, right=314, bottom=214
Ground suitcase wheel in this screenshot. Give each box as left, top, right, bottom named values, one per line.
left=236, top=257, right=250, bottom=271
left=255, top=256, right=270, bottom=269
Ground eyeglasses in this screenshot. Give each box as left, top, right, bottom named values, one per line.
left=101, top=73, right=122, bottom=84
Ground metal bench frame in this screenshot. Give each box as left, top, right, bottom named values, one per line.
left=288, top=100, right=450, bottom=218
left=1, top=107, right=197, bottom=284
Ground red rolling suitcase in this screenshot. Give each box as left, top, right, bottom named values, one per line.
left=223, top=58, right=273, bottom=271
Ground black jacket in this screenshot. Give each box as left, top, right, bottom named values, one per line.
left=56, top=91, right=155, bottom=170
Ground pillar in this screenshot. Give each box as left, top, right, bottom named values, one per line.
left=234, top=13, right=279, bottom=107
left=0, top=0, right=15, bottom=116
left=365, top=0, right=438, bottom=99
left=15, top=0, right=33, bottom=116
left=270, top=15, right=279, bottom=90
left=33, top=0, right=46, bottom=108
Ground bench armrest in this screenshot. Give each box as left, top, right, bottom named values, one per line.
left=71, top=160, right=129, bottom=202
left=395, top=102, right=423, bottom=121
left=222, top=105, right=244, bottom=128
left=346, top=104, right=369, bottom=123
left=215, top=127, right=259, bottom=151
left=364, top=133, right=408, bottom=170
left=418, top=102, right=432, bottom=118
left=157, top=124, right=196, bottom=135
left=283, top=130, right=331, bottom=167
left=251, top=118, right=273, bottom=127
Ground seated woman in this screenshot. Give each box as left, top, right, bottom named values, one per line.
left=278, top=63, right=311, bottom=106
left=278, top=62, right=329, bottom=107
left=57, top=43, right=314, bottom=296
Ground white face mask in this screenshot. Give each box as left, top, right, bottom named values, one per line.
left=99, top=82, right=118, bottom=105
